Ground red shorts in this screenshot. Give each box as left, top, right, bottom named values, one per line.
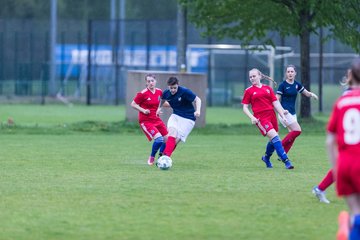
left=336, top=152, right=360, bottom=196
left=255, top=110, right=278, bottom=136
left=140, top=120, right=168, bottom=141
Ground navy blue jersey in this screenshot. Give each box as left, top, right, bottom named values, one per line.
left=276, top=80, right=304, bottom=115
left=162, top=86, right=197, bottom=121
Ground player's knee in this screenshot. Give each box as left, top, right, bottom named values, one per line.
left=154, top=136, right=164, bottom=143
left=153, top=133, right=162, bottom=139
left=271, top=135, right=281, bottom=144
left=289, top=122, right=301, bottom=132
left=266, top=129, right=278, bottom=139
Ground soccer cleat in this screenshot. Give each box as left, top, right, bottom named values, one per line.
left=147, top=156, right=155, bottom=166
left=283, top=159, right=294, bottom=169
left=261, top=156, right=273, bottom=168
left=312, top=187, right=330, bottom=204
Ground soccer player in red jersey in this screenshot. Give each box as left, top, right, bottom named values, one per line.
left=313, top=70, right=353, bottom=204
left=326, top=58, right=360, bottom=240
left=242, top=68, right=294, bottom=169
left=131, top=74, right=168, bottom=165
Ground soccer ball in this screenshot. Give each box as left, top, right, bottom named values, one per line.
left=156, top=156, right=172, bottom=170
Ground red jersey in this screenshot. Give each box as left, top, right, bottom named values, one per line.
left=133, top=88, right=163, bottom=123
left=242, top=84, right=277, bottom=116
left=327, top=89, right=360, bottom=154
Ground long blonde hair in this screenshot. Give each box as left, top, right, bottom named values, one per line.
left=251, top=68, right=277, bottom=87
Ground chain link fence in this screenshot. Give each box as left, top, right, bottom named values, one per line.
left=0, top=18, right=357, bottom=112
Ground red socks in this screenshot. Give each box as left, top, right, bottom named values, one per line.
left=282, top=131, right=301, bottom=153
left=163, top=136, right=176, bottom=157
left=318, top=169, right=334, bottom=191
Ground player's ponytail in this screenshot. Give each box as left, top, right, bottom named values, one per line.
left=340, top=69, right=352, bottom=87
left=261, top=73, right=277, bottom=87
left=250, top=68, right=277, bottom=87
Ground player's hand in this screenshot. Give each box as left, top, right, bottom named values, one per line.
left=279, top=114, right=288, bottom=124
left=194, top=111, right=200, bottom=118
left=143, top=109, right=150, bottom=114
left=311, top=93, right=319, bottom=100
left=156, top=108, right=162, bottom=116
left=163, top=101, right=170, bottom=108
left=251, top=117, right=259, bottom=125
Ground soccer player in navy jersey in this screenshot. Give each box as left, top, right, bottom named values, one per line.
left=326, top=58, right=360, bottom=240
left=242, top=68, right=294, bottom=169
left=131, top=74, right=168, bottom=165
left=156, top=76, right=201, bottom=158
left=276, top=65, right=318, bottom=154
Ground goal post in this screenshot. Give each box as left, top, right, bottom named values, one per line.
left=186, top=44, right=294, bottom=81
left=186, top=44, right=294, bottom=106
left=186, top=44, right=358, bottom=111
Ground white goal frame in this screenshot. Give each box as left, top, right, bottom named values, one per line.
left=186, top=44, right=294, bottom=80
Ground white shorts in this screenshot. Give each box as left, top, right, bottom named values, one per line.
left=278, top=113, right=297, bottom=128
left=167, top=114, right=195, bottom=142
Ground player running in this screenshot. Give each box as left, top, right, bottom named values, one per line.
left=313, top=69, right=353, bottom=204
left=157, top=76, right=201, bottom=158
left=326, top=57, right=360, bottom=240
left=242, top=68, right=294, bottom=169
left=276, top=64, right=318, bottom=154
left=131, top=74, right=168, bottom=165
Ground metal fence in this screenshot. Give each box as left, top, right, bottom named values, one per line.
left=0, top=18, right=358, bottom=112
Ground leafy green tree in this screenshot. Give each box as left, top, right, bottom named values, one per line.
left=180, top=0, right=360, bottom=118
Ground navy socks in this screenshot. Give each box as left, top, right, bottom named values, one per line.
left=350, top=214, right=360, bottom=240
left=267, top=136, right=288, bottom=161
left=151, top=136, right=164, bottom=157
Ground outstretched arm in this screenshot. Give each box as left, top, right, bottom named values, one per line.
left=302, top=89, right=318, bottom=100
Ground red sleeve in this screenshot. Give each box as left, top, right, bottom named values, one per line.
left=242, top=89, right=251, bottom=104
left=327, top=102, right=339, bottom=133
left=133, top=92, right=144, bottom=105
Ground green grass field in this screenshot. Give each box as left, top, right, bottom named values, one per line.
left=0, top=105, right=345, bottom=239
